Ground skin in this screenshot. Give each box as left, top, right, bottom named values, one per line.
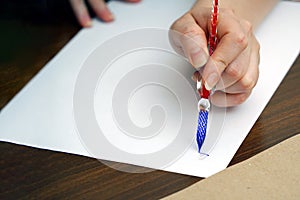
left=170, top=0, right=279, bottom=107
left=69, top=0, right=141, bottom=27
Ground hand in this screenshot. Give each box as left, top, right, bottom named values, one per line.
left=170, top=2, right=260, bottom=107
left=69, top=0, right=141, bottom=27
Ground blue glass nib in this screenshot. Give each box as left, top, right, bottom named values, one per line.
left=196, top=110, right=208, bottom=152
left=196, top=98, right=210, bottom=153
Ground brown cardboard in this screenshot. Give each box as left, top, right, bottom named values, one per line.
left=163, top=134, right=300, bottom=200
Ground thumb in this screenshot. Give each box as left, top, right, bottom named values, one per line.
left=170, top=13, right=209, bottom=70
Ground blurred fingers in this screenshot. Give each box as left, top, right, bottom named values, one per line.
left=69, top=0, right=92, bottom=27
left=88, top=0, right=114, bottom=22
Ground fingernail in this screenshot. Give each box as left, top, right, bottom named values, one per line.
left=108, top=13, right=115, bottom=21
left=85, top=20, right=93, bottom=27
left=205, top=73, right=218, bottom=90
left=190, top=49, right=208, bottom=70
left=101, top=8, right=115, bottom=22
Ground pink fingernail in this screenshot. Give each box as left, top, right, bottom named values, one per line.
left=85, top=20, right=92, bottom=27
left=205, top=73, right=218, bottom=90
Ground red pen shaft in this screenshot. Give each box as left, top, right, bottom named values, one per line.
left=200, top=0, right=219, bottom=99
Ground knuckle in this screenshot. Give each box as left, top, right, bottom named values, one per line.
left=171, top=17, right=182, bottom=30
left=171, top=14, right=197, bottom=34
left=171, top=16, right=202, bottom=42
left=181, top=24, right=201, bottom=38
left=234, top=32, right=248, bottom=49
left=171, top=14, right=189, bottom=31
left=240, top=75, right=257, bottom=91
left=223, top=8, right=235, bottom=16
left=226, top=63, right=243, bottom=79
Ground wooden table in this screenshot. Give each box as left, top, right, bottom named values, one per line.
left=1, top=3, right=299, bottom=199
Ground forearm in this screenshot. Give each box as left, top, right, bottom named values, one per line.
left=196, top=0, right=279, bottom=30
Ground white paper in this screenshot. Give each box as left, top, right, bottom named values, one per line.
left=0, top=0, right=299, bottom=177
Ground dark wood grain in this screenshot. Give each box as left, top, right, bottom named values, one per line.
left=0, top=2, right=299, bottom=199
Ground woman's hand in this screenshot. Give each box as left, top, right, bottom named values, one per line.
left=69, top=0, right=141, bottom=27
left=170, top=1, right=260, bottom=107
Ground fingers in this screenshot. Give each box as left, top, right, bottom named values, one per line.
left=215, top=43, right=250, bottom=91
left=209, top=36, right=259, bottom=106
left=202, top=10, right=250, bottom=90
left=70, top=0, right=141, bottom=27
left=170, top=13, right=209, bottom=69
left=221, top=37, right=260, bottom=94
left=210, top=90, right=252, bottom=107
left=88, top=0, right=114, bottom=22
left=210, top=62, right=258, bottom=107
left=88, top=0, right=141, bottom=23
left=184, top=7, right=259, bottom=107
left=124, top=0, right=141, bottom=2
left=69, top=0, right=92, bottom=27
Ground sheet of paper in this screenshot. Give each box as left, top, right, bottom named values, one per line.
left=0, top=0, right=300, bottom=177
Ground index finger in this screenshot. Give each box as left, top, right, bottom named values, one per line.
left=170, top=13, right=209, bottom=69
